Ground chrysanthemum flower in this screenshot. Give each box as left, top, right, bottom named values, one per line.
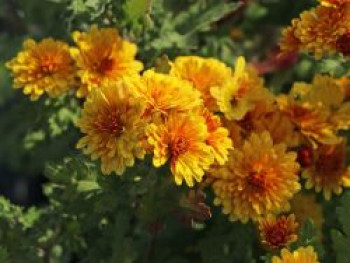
left=197, top=107, right=233, bottom=165
left=126, top=70, right=202, bottom=121
left=146, top=113, right=214, bottom=187
left=280, top=5, right=350, bottom=58
left=170, top=56, right=231, bottom=111
left=210, top=132, right=300, bottom=222
left=272, top=246, right=319, bottom=263
left=303, top=140, right=350, bottom=200
left=258, top=214, right=298, bottom=250
left=6, top=38, right=75, bottom=100
left=211, top=56, right=273, bottom=121
left=76, top=81, right=146, bottom=175
left=290, top=193, right=324, bottom=240
left=277, top=96, right=339, bottom=146
left=70, top=26, right=143, bottom=97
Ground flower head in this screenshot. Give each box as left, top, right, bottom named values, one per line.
left=170, top=56, right=231, bottom=111
left=146, top=113, right=214, bottom=187
left=210, top=132, right=300, bottom=222
left=6, top=38, right=75, bottom=100
left=211, top=56, right=272, bottom=121
left=303, top=140, right=350, bottom=200
left=319, top=0, right=350, bottom=7
left=258, top=214, right=298, bottom=250
left=126, top=70, right=202, bottom=121
left=70, top=26, right=143, bottom=97
left=272, top=246, right=319, bottom=263
left=76, top=81, right=146, bottom=175
left=280, top=5, right=350, bottom=58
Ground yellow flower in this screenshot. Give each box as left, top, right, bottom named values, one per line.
left=70, top=26, right=143, bottom=97
left=278, top=75, right=350, bottom=146
left=197, top=107, right=233, bottom=165
left=272, top=246, right=319, bottom=263
left=303, top=140, right=350, bottom=200
left=210, top=132, right=300, bottom=222
left=6, top=38, right=75, bottom=100
left=290, top=193, right=324, bottom=240
left=126, top=70, right=202, bottom=121
left=211, top=56, right=272, bottom=121
left=170, top=56, right=231, bottom=111
left=258, top=214, right=299, bottom=250
left=76, top=80, right=146, bottom=175
left=146, top=113, right=214, bottom=187
left=277, top=96, right=339, bottom=146
left=280, top=5, right=350, bottom=58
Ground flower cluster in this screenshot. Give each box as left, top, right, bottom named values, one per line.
left=279, top=0, right=350, bottom=58
left=7, top=23, right=350, bottom=262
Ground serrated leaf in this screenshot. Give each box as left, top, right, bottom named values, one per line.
left=123, top=0, right=150, bottom=21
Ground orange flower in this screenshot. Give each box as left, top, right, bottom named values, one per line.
left=70, top=26, right=143, bottom=97
left=210, top=132, right=300, bottom=222
left=258, top=214, right=298, bottom=250
left=279, top=5, right=350, bottom=58
left=126, top=70, right=202, bottom=121
left=170, top=56, right=231, bottom=111
left=6, top=38, right=75, bottom=100
left=146, top=113, right=214, bottom=187
left=76, top=80, right=146, bottom=175
left=303, top=140, right=350, bottom=200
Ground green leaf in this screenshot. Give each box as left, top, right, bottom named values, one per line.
left=123, top=0, right=150, bottom=21
left=332, top=193, right=350, bottom=262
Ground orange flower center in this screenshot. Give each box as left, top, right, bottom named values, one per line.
left=171, top=136, right=190, bottom=158
left=40, top=55, right=62, bottom=74
left=247, top=171, right=267, bottom=190
left=95, top=111, right=124, bottom=135
left=336, top=32, right=350, bottom=57
left=97, top=57, right=115, bottom=74
left=315, top=145, right=345, bottom=176
left=265, top=222, right=288, bottom=247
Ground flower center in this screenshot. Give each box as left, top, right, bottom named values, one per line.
left=171, top=136, right=190, bottom=158
left=96, top=111, right=124, bottom=135
left=336, top=32, right=350, bottom=57
left=266, top=224, right=287, bottom=247
left=247, top=171, right=267, bottom=190
left=40, top=55, right=61, bottom=74
left=98, top=57, right=115, bottom=74
left=316, top=145, right=345, bottom=175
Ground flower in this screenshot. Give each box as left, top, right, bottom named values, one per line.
left=319, top=0, right=350, bottom=7
left=70, top=26, right=143, bottom=97
left=272, top=246, right=319, bottom=263
left=278, top=74, right=350, bottom=146
left=211, top=56, right=272, bottom=121
left=170, top=56, right=231, bottom=111
left=258, top=214, right=298, bottom=250
left=290, top=193, right=324, bottom=240
left=197, top=107, right=233, bottom=165
left=76, top=80, right=146, bottom=175
left=6, top=38, right=75, bottom=100
left=303, top=140, right=350, bottom=200
left=210, top=132, right=300, bottom=222
left=277, top=96, right=339, bottom=146
left=146, top=113, right=214, bottom=187
left=336, top=31, right=350, bottom=57
left=279, top=5, right=350, bottom=58
left=126, top=70, right=202, bottom=121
